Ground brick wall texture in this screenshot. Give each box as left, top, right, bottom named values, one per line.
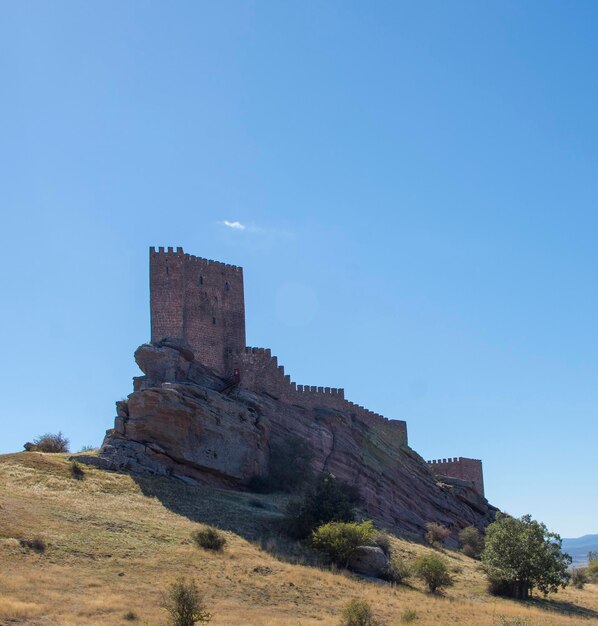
left=427, top=457, right=484, bottom=496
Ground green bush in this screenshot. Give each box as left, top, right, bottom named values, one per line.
left=162, top=578, right=211, bottom=625
left=312, top=521, right=376, bottom=567
left=283, top=473, right=361, bottom=539
left=191, top=527, right=226, bottom=552
left=123, top=610, right=138, bottom=621
left=459, top=526, right=484, bottom=559
left=32, top=431, right=70, bottom=453
left=481, top=513, right=571, bottom=599
left=588, top=552, right=598, bottom=582
left=412, top=553, right=453, bottom=593
left=383, top=554, right=411, bottom=584
left=425, top=522, right=450, bottom=547
left=250, top=435, right=314, bottom=493
left=339, top=599, right=381, bottom=626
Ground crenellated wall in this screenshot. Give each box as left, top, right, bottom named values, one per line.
left=238, top=347, right=408, bottom=447
left=428, top=457, right=484, bottom=496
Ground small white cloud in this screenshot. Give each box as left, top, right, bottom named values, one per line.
left=222, top=220, right=246, bottom=230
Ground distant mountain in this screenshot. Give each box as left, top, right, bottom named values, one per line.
left=561, top=534, right=598, bottom=567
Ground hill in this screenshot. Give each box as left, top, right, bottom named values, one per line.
left=1, top=451, right=597, bottom=625
left=563, top=535, right=598, bottom=567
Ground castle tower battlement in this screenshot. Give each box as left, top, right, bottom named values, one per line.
left=150, top=247, right=245, bottom=375
left=427, top=457, right=484, bottom=496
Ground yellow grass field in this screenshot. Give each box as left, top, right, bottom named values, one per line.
left=0, top=452, right=596, bottom=625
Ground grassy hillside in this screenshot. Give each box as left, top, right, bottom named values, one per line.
left=0, top=452, right=596, bottom=626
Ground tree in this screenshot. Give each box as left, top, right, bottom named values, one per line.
left=412, top=553, right=453, bottom=593
left=283, top=473, right=361, bottom=539
left=249, top=435, right=313, bottom=493
left=459, top=526, right=484, bottom=559
left=481, top=513, right=571, bottom=599
left=161, top=578, right=211, bottom=625
left=311, top=521, right=376, bottom=567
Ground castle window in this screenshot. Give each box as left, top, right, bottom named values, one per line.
left=212, top=317, right=216, bottom=325
left=225, top=281, right=229, bottom=291
left=199, top=276, right=203, bottom=285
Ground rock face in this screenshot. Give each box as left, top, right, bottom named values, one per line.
left=96, top=341, right=497, bottom=539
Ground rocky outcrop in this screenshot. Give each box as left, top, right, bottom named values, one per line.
left=94, top=341, right=497, bottom=539
left=348, top=546, right=389, bottom=577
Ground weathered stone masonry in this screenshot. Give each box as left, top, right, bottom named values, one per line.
left=150, top=246, right=482, bottom=492
left=428, top=457, right=484, bottom=497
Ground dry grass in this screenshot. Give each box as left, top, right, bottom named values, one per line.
left=0, top=451, right=596, bottom=625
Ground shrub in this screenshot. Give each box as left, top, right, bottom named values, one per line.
left=19, top=537, right=46, bottom=554
left=70, top=461, right=85, bottom=480
left=339, top=599, right=381, bottom=626
left=191, top=527, right=226, bottom=552
left=123, top=611, right=138, bottom=621
left=32, top=431, right=70, bottom=453
left=571, top=567, right=587, bottom=589
left=425, top=522, right=450, bottom=547
left=312, top=521, right=376, bottom=567
left=400, top=609, right=418, bottom=623
left=162, top=578, right=211, bottom=625
left=412, top=553, right=453, bottom=593
left=588, top=552, right=598, bottom=582
left=249, top=435, right=313, bottom=493
left=79, top=445, right=96, bottom=452
left=283, top=473, right=361, bottom=539
left=375, top=532, right=391, bottom=556
left=459, top=526, right=484, bottom=559
left=383, top=554, right=411, bottom=584
left=481, top=513, right=571, bottom=599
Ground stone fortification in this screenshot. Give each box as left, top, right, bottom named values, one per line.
left=428, top=457, right=484, bottom=497
left=92, top=247, right=492, bottom=538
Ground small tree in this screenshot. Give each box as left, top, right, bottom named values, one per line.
left=425, top=522, right=450, bottom=547
left=162, top=578, right=211, bottom=625
left=312, top=521, right=376, bottom=568
left=459, top=526, right=484, bottom=559
left=250, top=435, right=314, bottom=493
left=283, top=473, right=361, bottom=539
left=412, top=553, right=453, bottom=593
left=481, top=513, right=571, bottom=599
left=339, top=599, right=380, bottom=626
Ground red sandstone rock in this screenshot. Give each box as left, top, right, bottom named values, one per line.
left=96, top=342, right=497, bottom=539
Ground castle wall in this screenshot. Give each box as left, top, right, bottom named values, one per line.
left=427, top=457, right=484, bottom=496
left=150, top=247, right=245, bottom=376
left=238, top=347, right=408, bottom=448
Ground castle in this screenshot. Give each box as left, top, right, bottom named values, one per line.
left=149, top=246, right=484, bottom=496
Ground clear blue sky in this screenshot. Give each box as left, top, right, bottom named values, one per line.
left=1, top=2, right=596, bottom=538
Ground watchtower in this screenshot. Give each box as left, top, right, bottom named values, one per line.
left=149, top=247, right=246, bottom=376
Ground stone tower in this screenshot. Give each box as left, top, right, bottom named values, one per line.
left=149, top=247, right=246, bottom=376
